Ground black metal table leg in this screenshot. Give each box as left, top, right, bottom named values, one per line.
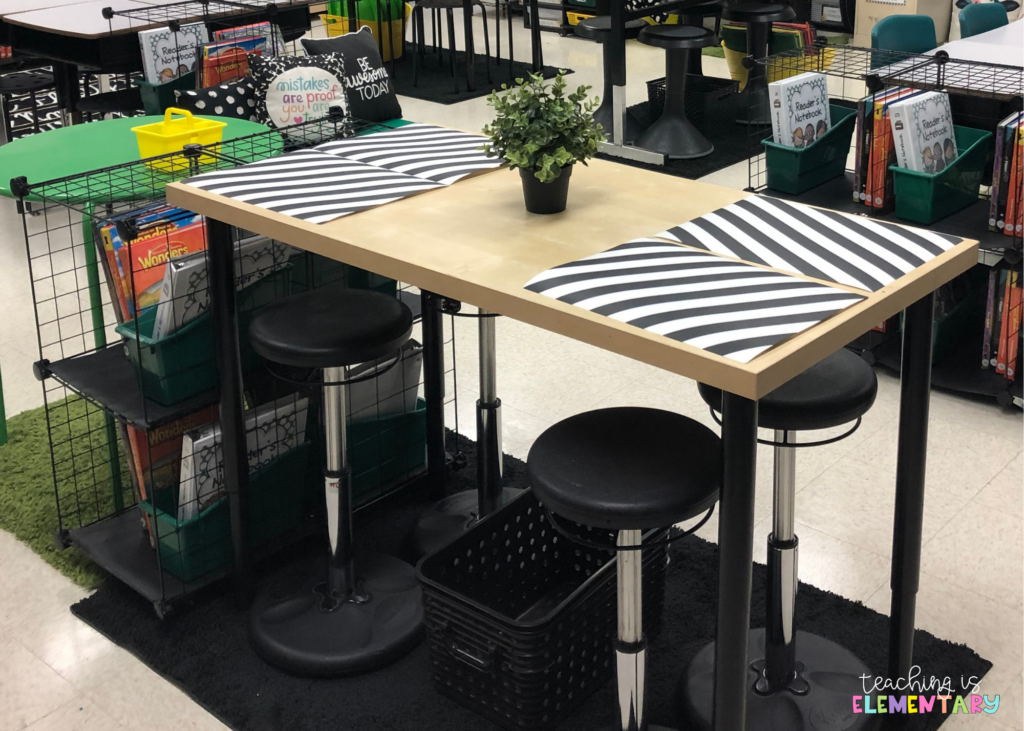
left=888, top=293, right=935, bottom=681
left=207, top=218, right=254, bottom=607
left=462, top=0, right=476, bottom=91
left=714, top=392, right=759, bottom=731
left=529, top=0, right=542, bottom=71
left=52, top=62, right=81, bottom=127
left=421, top=291, right=447, bottom=501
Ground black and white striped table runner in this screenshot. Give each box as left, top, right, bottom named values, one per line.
left=183, top=149, right=442, bottom=224
left=525, top=239, right=865, bottom=363
left=314, top=123, right=503, bottom=185
left=656, top=196, right=963, bottom=292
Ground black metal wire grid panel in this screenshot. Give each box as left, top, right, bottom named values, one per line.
left=19, top=113, right=460, bottom=610
left=745, top=43, right=1024, bottom=253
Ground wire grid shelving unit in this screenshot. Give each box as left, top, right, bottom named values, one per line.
left=744, top=43, right=1023, bottom=407
left=16, top=114, right=464, bottom=616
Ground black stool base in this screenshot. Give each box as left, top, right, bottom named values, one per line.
left=410, top=487, right=524, bottom=558
left=679, top=630, right=881, bottom=731
left=250, top=553, right=423, bottom=677
left=635, top=113, right=714, bottom=159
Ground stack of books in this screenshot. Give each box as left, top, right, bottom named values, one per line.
left=982, top=267, right=1023, bottom=381
left=990, top=112, right=1023, bottom=238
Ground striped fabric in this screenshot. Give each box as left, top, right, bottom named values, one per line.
left=525, top=239, right=865, bottom=364
left=183, top=149, right=441, bottom=224
left=315, top=123, right=503, bottom=185
left=656, top=196, right=963, bottom=293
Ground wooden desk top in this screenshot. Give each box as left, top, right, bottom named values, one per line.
left=167, top=159, right=978, bottom=400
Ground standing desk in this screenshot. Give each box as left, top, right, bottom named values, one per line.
left=168, top=159, right=978, bottom=731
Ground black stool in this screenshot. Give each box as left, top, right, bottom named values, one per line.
left=680, top=349, right=879, bottom=731
left=721, top=2, right=796, bottom=125
left=248, top=287, right=423, bottom=677
left=529, top=407, right=721, bottom=731
left=0, top=70, right=54, bottom=143
left=411, top=0, right=492, bottom=92
left=575, top=16, right=648, bottom=143
left=635, top=25, right=720, bottom=159
left=676, top=0, right=725, bottom=76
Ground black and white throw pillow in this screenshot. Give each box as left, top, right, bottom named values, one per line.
left=174, top=78, right=259, bottom=121
left=248, top=52, right=350, bottom=132
left=301, top=26, right=402, bottom=123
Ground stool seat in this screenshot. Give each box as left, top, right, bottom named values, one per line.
left=698, top=349, right=877, bottom=432
left=721, top=1, right=796, bottom=24
left=638, top=24, right=719, bottom=49
left=249, top=287, right=413, bottom=369
left=575, top=16, right=647, bottom=41
left=528, top=407, right=721, bottom=530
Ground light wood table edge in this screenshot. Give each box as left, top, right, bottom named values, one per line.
left=167, top=181, right=979, bottom=400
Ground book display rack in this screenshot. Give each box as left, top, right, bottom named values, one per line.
left=13, top=114, right=463, bottom=616
left=745, top=43, right=1023, bottom=408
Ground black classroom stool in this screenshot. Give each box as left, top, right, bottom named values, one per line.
left=528, top=407, right=722, bottom=731
left=722, top=1, right=796, bottom=124
left=247, top=287, right=423, bottom=677
left=574, top=16, right=648, bottom=142
left=679, top=348, right=880, bottom=731
left=635, top=25, right=720, bottom=159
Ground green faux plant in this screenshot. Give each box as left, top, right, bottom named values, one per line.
left=481, top=71, right=605, bottom=183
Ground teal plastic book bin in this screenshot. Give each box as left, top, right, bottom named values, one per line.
left=142, top=440, right=317, bottom=582
left=116, top=266, right=292, bottom=406
left=762, top=105, right=857, bottom=195
left=890, top=125, right=992, bottom=225
left=136, top=72, right=198, bottom=116
left=140, top=399, right=427, bottom=582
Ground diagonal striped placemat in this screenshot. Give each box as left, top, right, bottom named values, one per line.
left=655, top=196, right=964, bottom=293
left=314, top=123, right=503, bottom=185
left=525, top=239, right=865, bottom=364
left=183, top=149, right=442, bottom=224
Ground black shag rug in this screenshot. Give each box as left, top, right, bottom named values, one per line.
left=390, top=43, right=569, bottom=104
left=598, top=98, right=759, bottom=181
left=72, top=434, right=990, bottom=731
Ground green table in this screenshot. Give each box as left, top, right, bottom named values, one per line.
left=0, top=115, right=274, bottom=199
left=0, top=115, right=273, bottom=508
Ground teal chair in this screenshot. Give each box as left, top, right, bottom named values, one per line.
left=959, top=2, right=1009, bottom=37
left=871, top=15, right=937, bottom=67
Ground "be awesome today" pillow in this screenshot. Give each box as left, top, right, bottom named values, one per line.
left=249, top=53, right=350, bottom=132
left=302, top=26, right=402, bottom=123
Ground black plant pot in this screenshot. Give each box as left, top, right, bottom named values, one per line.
left=520, top=164, right=573, bottom=214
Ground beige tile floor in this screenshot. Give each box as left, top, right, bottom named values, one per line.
left=0, top=11, right=1022, bottom=731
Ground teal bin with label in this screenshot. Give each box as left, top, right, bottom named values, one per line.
left=762, top=104, right=857, bottom=195
left=889, top=125, right=992, bottom=225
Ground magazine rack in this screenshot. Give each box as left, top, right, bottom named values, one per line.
left=744, top=42, right=1023, bottom=408
left=14, top=114, right=464, bottom=616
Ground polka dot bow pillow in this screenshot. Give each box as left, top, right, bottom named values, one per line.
left=174, top=78, right=259, bottom=121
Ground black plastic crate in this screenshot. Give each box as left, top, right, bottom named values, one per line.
left=646, top=74, right=739, bottom=135
left=417, top=490, right=669, bottom=731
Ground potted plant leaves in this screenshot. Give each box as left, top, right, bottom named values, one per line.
left=481, top=71, right=604, bottom=214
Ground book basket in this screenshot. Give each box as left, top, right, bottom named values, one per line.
left=417, top=490, right=670, bottom=731
left=16, top=115, right=464, bottom=616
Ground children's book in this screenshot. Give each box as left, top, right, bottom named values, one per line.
left=1004, top=123, right=1023, bottom=238
left=138, top=22, right=209, bottom=85
left=126, top=405, right=219, bottom=539
left=997, top=269, right=1013, bottom=374
left=869, top=88, right=927, bottom=209
left=855, top=87, right=914, bottom=205
left=768, top=72, right=830, bottom=148
left=101, top=207, right=207, bottom=316
left=200, top=37, right=264, bottom=87
left=213, top=21, right=285, bottom=57
left=1006, top=271, right=1021, bottom=381
left=887, top=91, right=957, bottom=174
left=983, top=267, right=997, bottom=368
left=990, top=268, right=1008, bottom=368
left=151, top=235, right=296, bottom=340
left=989, top=114, right=1017, bottom=231
left=177, top=395, right=309, bottom=522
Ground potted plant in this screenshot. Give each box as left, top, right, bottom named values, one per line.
left=481, top=71, right=604, bottom=215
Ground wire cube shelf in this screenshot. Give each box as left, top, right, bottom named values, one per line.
left=17, top=114, right=463, bottom=615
